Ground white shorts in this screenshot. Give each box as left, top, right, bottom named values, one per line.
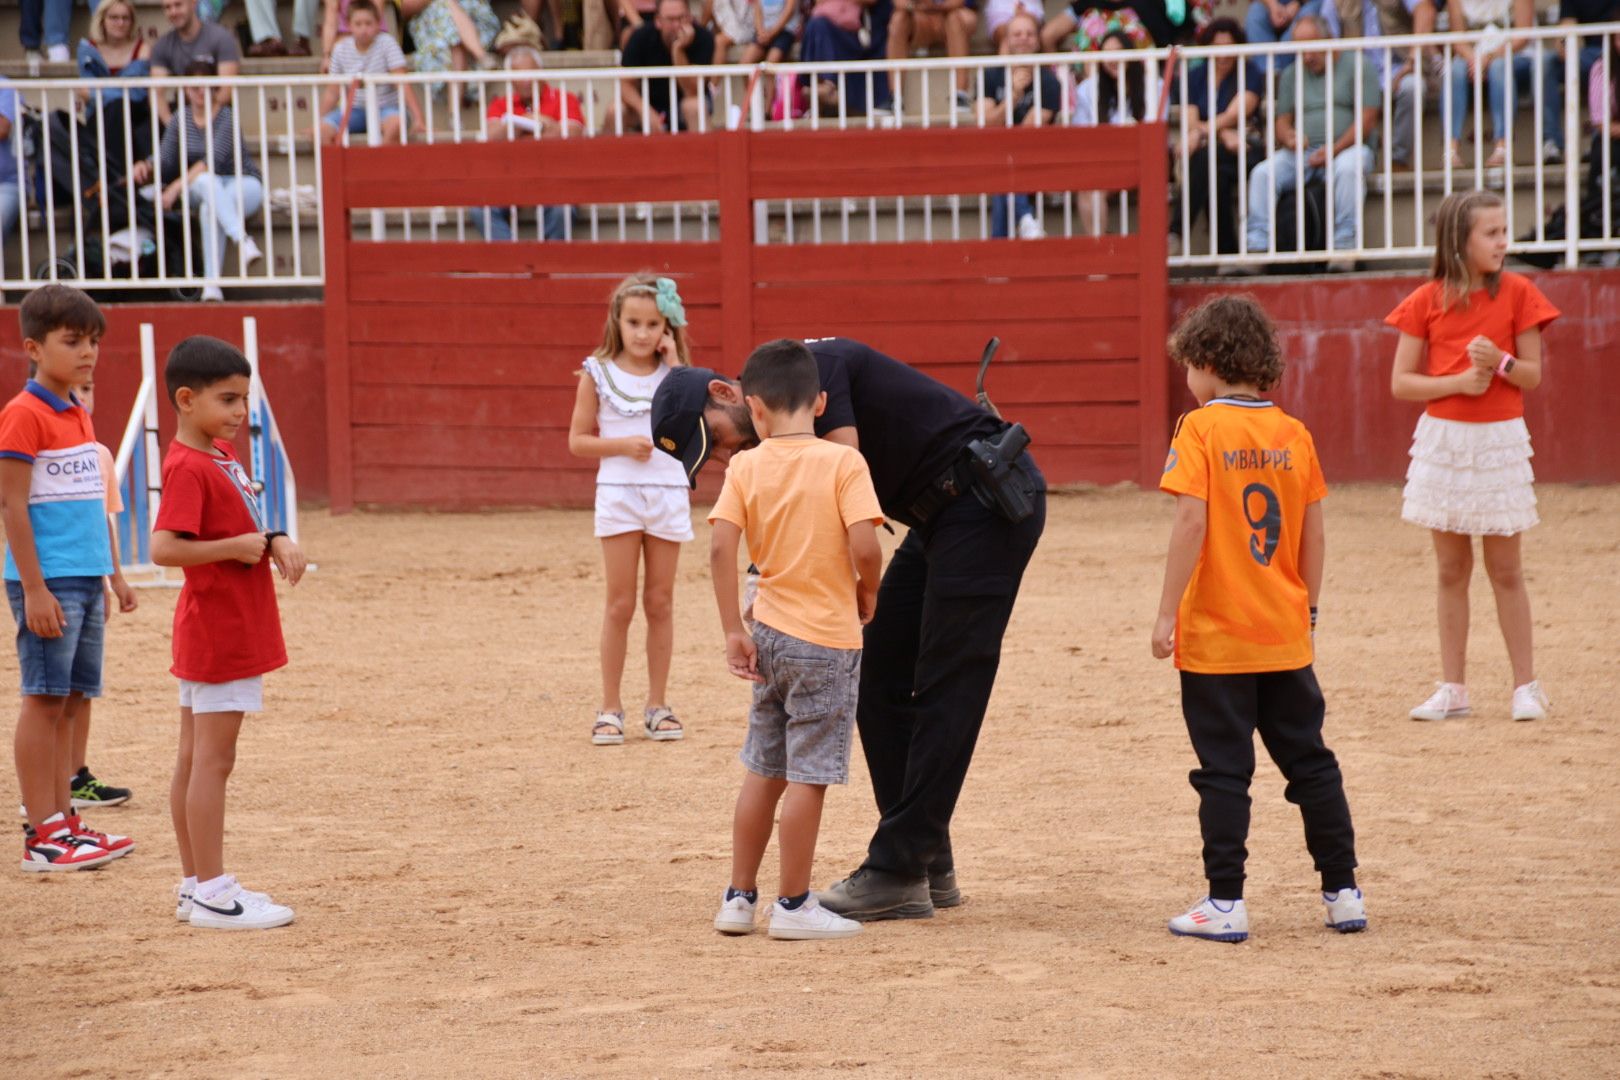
left=594, top=484, right=694, bottom=542
left=179, top=676, right=265, bottom=714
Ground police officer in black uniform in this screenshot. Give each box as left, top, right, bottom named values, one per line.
left=652, top=337, right=1046, bottom=921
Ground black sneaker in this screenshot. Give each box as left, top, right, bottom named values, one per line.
left=816, top=868, right=933, bottom=922
left=70, top=767, right=131, bottom=809
left=928, top=867, right=962, bottom=909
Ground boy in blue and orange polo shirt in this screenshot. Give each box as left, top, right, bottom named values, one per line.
left=1, top=285, right=133, bottom=872
left=1150, top=294, right=1364, bottom=943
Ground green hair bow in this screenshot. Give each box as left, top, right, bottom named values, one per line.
left=654, top=277, right=687, bottom=328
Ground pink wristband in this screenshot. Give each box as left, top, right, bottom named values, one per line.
left=1495, top=354, right=1516, bottom=377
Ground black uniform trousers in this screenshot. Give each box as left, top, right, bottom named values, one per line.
left=1180, top=665, right=1358, bottom=900
left=855, top=461, right=1046, bottom=880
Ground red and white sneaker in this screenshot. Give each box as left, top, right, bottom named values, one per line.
left=66, top=815, right=133, bottom=860
left=20, top=824, right=116, bottom=872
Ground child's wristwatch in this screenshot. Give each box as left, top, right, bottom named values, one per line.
left=1495, top=353, right=1516, bottom=377
left=264, top=530, right=289, bottom=546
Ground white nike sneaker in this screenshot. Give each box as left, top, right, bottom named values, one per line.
left=768, top=895, right=862, bottom=940
left=174, top=882, right=194, bottom=922
left=1323, top=887, right=1368, bottom=933
left=1410, top=682, right=1471, bottom=721
left=1168, top=896, right=1249, bottom=943
left=188, top=879, right=294, bottom=930
left=713, top=890, right=758, bottom=936
left=1511, top=681, right=1549, bottom=722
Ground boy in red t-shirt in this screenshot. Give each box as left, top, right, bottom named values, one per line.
left=151, top=337, right=307, bottom=930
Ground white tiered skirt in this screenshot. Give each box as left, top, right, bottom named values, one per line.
left=1401, top=414, right=1539, bottom=536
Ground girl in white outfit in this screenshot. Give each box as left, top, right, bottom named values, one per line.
left=568, top=275, right=693, bottom=745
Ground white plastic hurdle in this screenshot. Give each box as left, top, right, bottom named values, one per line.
left=111, top=319, right=300, bottom=587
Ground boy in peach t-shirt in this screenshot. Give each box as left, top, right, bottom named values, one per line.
left=707, top=339, right=883, bottom=942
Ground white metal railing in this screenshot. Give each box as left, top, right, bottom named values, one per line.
left=5, top=24, right=1615, bottom=291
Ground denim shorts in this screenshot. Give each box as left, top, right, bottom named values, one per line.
left=6, top=577, right=104, bottom=698
left=740, top=622, right=859, bottom=785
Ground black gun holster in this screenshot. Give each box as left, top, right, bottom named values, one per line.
left=964, top=423, right=1035, bottom=524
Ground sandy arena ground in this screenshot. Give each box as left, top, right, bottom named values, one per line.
left=1, top=484, right=1617, bottom=1079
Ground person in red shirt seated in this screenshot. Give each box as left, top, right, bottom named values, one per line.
left=152, top=337, right=309, bottom=931
left=477, top=44, right=586, bottom=242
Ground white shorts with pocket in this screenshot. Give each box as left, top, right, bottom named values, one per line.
left=179, top=676, right=265, bottom=714
left=594, top=484, right=694, bottom=542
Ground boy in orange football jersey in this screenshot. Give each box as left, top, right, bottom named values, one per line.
left=1150, top=294, right=1365, bottom=944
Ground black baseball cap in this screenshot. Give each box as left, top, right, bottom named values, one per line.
left=652, top=366, right=720, bottom=489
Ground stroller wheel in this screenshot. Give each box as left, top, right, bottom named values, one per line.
left=33, top=257, right=77, bottom=283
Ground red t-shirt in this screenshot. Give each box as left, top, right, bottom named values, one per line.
left=153, top=439, right=286, bottom=683
left=487, top=88, right=585, bottom=128
left=1384, top=272, right=1560, bottom=423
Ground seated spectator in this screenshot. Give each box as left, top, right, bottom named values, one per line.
left=319, top=0, right=424, bottom=145
left=1444, top=0, right=1538, bottom=169
left=21, top=0, right=72, bottom=67
left=150, top=0, right=242, bottom=127
left=0, top=78, right=17, bottom=242
left=1321, top=0, right=1443, bottom=173
left=618, top=0, right=661, bottom=48
left=77, top=0, right=154, bottom=176
left=476, top=44, right=586, bottom=241
left=1071, top=25, right=1158, bottom=234
left=1237, top=15, right=1380, bottom=272
left=237, top=0, right=318, bottom=56
left=977, top=11, right=1060, bottom=238
left=129, top=60, right=263, bottom=302
left=620, top=0, right=715, bottom=132
left=709, top=0, right=756, bottom=60
left=984, top=0, right=1044, bottom=46
left=889, top=0, right=979, bottom=100
left=1541, top=0, right=1619, bottom=162
left=399, top=0, right=500, bottom=88
left=320, top=0, right=355, bottom=72
left=1241, top=0, right=1319, bottom=66
left=1173, top=17, right=1262, bottom=256
left=1041, top=0, right=1205, bottom=54
left=801, top=0, right=894, bottom=115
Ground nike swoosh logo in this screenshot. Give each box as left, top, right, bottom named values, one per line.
left=194, top=899, right=245, bottom=916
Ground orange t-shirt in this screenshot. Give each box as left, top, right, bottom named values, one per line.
left=1160, top=399, right=1327, bottom=675
left=708, top=437, right=884, bottom=651
left=1384, top=272, right=1560, bottom=423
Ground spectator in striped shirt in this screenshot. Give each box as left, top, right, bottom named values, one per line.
left=129, top=60, right=263, bottom=302
left=318, top=0, right=424, bottom=145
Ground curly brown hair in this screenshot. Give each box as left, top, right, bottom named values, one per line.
left=1166, top=294, right=1284, bottom=391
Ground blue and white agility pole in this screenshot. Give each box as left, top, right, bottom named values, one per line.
left=112, top=324, right=173, bottom=585
left=242, top=316, right=299, bottom=540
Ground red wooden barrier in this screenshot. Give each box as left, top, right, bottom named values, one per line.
left=321, top=124, right=1170, bottom=511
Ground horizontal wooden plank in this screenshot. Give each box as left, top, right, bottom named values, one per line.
left=751, top=236, right=1143, bottom=283
left=345, top=175, right=722, bottom=208
left=348, top=344, right=731, bottom=387
left=752, top=278, right=1139, bottom=325
left=348, top=270, right=724, bottom=306
left=346, top=302, right=720, bottom=346
left=748, top=126, right=1141, bottom=173
left=343, top=137, right=723, bottom=184
left=1015, top=403, right=1141, bottom=447
left=346, top=241, right=722, bottom=276
left=351, top=384, right=578, bottom=427
left=749, top=322, right=1144, bottom=368
left=1027, top=444, right=1141, bottom=486
left=749, top=163, right=1143, bottom=200
left=915, top=359, right=1142, bottom=403
left=352, top=464, right=601, bottom=508
left=355, top=425, right=576, bottom=469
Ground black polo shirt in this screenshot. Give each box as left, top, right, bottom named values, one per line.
left=621, top=23, right=715, bottom=118
left=808, top=338, right=1002, bottom=520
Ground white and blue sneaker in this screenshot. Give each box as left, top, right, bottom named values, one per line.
left=1168, top=897, right=1249, bottom=943
left=1323, top=888, right=1368, bottom=933
left=714, top=890, right=758, bottom=936
left=188, top=879, right=295, bottom=931
left=174, top=882, right=194, bottom=922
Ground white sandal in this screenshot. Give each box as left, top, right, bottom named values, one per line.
left=592, top=711, right=625, bottom=746
left=643, top=706, right=684, bottom=742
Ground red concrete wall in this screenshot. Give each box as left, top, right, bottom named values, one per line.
left=1168, top=268, right=1620, bottom=484
left=0, top=302, right=329, bottom=500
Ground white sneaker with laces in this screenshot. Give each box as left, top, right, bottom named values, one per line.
left=768, top=895, right=862, bottom=940
left=1410, top=682, right=1470, bottom=721
left=1168, top=896, right=1249, bottom=942
left=1541, top=139, right=1563, bottom=164
left=188, top=879, right=294, bottom=930
left=174, top=882, right=194, bottom=922
left=713, top=890, right=757, bottom=935
left=1323, top=887, right=1367, bottom=933
left=200, top=286, right=224, bottom=303
left=46, top=44, right=70, bottom=63
left=1016, top=213, right=1046, bottom=240
left=1511, top=680, right=1549, bottom=722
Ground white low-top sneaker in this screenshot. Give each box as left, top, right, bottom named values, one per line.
left=1016, top=213, right=1046, bottom=240
left=174, top=882, right=194, bottom=922
left=188, top=879, right=294, bottom=931
left=768, top=895, right=861, bottom=940
left=1168, top=897, right=1249, bottom=942
left=714, top=891, right=757, bottom=936
left=1323, top=888, right=1368, bottom=933
left=1411, top=682, right=1471, bottom=721
left=1511, top=680, right=1549, bottom=722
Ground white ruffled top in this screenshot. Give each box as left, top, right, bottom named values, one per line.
left=582, top=355, right=688, bottom=488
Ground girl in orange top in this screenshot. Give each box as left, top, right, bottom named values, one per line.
left=1386, top=190, right=1560, bottom=725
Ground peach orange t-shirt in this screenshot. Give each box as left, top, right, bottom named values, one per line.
left=1384, top=272, right=1559, bottom=423
left=709, top=437, right=884, bottom=651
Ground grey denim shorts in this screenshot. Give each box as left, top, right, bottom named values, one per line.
left=740, top=622, right=860, bottom=785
